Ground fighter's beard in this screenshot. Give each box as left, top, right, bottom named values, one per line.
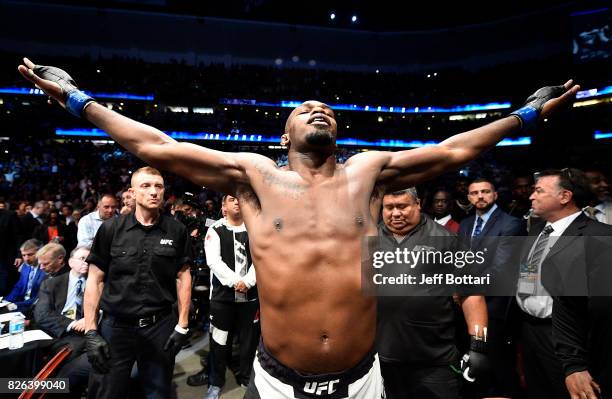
left=305, top=127, right=333, bottom=146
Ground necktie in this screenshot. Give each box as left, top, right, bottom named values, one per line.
left=518, top=225, right=554, bottom=300
left=75, top=278, right=84, bottom=320
left=24, top=267, right=37, bottom=301
left=528, top=225, right=554, bottom=268
left=473, top=217, right=484, bottom=238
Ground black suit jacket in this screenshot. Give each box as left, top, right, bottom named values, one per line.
left=536, top=213, right=612, bottom=297
left=548, top=214, right=612, bottom=391
left=33, top=273, right=73, bottom=338
left=20, top=212, right=42, bottom=242
left=33, top=223, right=68, bottom=245
left=0, top=209, right=22, bottom=294
left=33, top=271, right=88, bottom=358
left=459, top=207, right=526, bottom=300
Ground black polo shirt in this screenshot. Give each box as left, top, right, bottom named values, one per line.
left=376, top=215, right=459, bottom=365
left=86, top=212, right=192, bottom=317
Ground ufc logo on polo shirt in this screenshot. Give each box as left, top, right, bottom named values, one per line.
left=303, top=379, right=340, bottom=395
left=159, top=239, right=173, bottom=245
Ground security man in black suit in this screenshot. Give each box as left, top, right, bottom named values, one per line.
left=516, top=168, right=610, bottom=399
left=83, top=166, right=193, bottom=399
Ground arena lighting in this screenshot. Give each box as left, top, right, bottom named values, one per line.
left=576, top=85, right=612, bottom=99
left=0, top=87, right=154, bottom=101
left=594, top=130, right=612, bottom=140
left=570, top=7, right=609, bottom=17
left=330, top=12, right=336, bottom=20
left=573, top=97, right=612, bottom=107
left=220, top=99, right=512, bottom=113
left=55, top=128, right=531, bottom=148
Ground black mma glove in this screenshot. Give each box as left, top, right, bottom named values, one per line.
left=510, top=84, right=568, bottom=132
left=163, top=325, right=190, bottom=352
left=32, top=64, right=95, bottom=117
left=85, top=330, right=111, bottom=374
left=460, top=336, right=490, bottom=382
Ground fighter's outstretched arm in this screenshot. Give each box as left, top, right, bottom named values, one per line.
left=18, top=58, right=248, bottom=193
left=375, top=80, right=580, bottom=191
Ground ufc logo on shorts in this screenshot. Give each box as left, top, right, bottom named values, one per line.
left=303, top=379, right=340, bottom=395
left=159, top=239, right=173, bottom=245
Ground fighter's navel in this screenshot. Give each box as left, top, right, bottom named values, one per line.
left=355, top=215, right=364, bottom=227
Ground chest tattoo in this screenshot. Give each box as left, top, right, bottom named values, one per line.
left=253, top=161, right=306, bottom=200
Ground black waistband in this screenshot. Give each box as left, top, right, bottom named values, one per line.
left=257, top=339, right=376, bottom=399
left=104, top=307, right=172, bottom=328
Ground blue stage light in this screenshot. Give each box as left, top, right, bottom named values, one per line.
left=221, top=98, right=512, bottom=113
left=0, top=87, right=154, bottom=101
left=55, top=128, right=531, bottom=148
left=594, top=130, right=612, bottom=140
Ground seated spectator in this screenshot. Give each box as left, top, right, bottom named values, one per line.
left=5, top=239, right=45, bottom=315
left=33, top=246, right=92, bottom=399
left=37, top=242, right=68, bottom=278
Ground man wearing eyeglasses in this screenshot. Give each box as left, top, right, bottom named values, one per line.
left=517, top=168, right=612, bottom=399
left=33, top=245, right=92, bottom=398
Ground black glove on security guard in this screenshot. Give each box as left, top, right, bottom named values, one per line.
left=85, top=330, right=111, bottom=374
left=460, top=336, right=490, bottom=382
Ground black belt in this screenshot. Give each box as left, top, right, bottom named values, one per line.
left=105, top=308, right=172, bottom=328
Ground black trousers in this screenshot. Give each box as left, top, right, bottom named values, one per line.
left=478, top=316, right=520, bottom=398
left=209, top=300, right=259, bottom=388
left=521, top=315, right=569, bottom=399
left=87, top=312, right=176, bottom=399
left=57, top=352, right=91, bottom=399
left=380, top=362, right=461, bottom=399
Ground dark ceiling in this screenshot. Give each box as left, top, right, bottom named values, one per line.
left=31, top=0, right=609, bottom=31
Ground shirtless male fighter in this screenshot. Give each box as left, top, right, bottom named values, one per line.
left=18, top=58, right=579, bottom=398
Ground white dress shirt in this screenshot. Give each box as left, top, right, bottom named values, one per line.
left=77, top=210, right=105, bottom=247
left=517, top=211, right=582, bottom=318
left=434, top=214, right=452, bottom=226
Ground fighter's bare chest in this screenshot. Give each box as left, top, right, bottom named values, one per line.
left=241, top=177, right=371, bottom=236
